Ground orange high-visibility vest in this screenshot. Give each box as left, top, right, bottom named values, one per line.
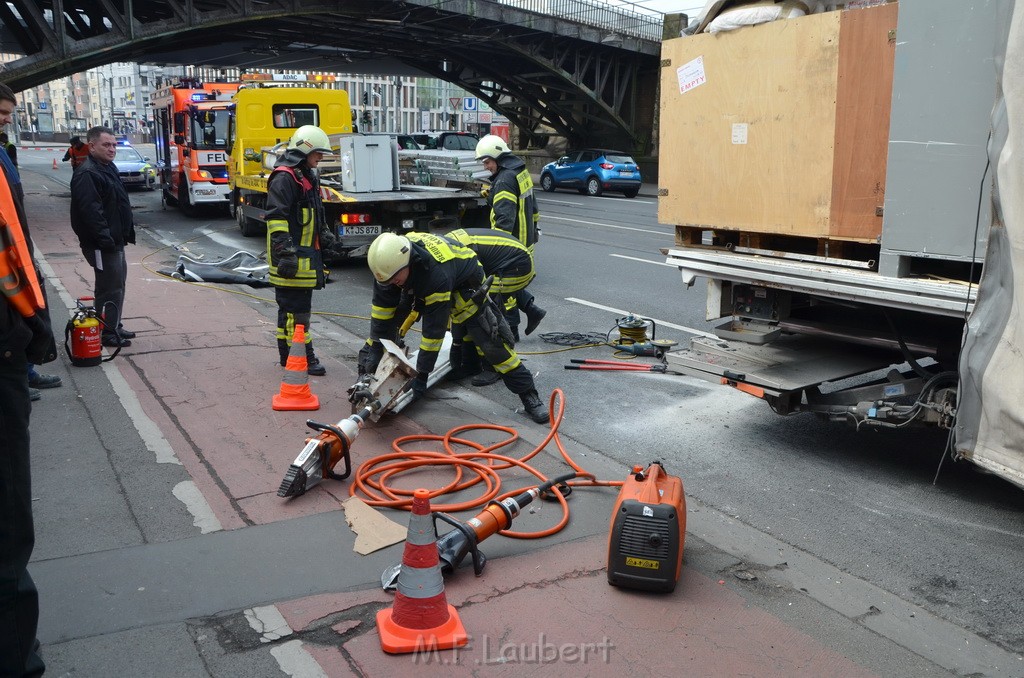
left=70, top=145, right=89, bottom=168
left=0, top=171, right=45, bottom=318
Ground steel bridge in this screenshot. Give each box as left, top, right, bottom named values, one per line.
left=0, top=0, right=664, bottom=152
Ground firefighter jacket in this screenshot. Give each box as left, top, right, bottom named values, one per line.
left=369, top=232, right=484, bottom=376
left=444, top=227, right=534, bottom=295
left=70, top=156, right=136, bottom=252
left=265, top=152, right=327, bottom=289
left=487, top=153, right=539, bottom=251
left=0, top=160, right=56, bottom=365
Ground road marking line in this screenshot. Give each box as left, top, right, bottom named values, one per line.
left=246, top=604, right=294, bottom=643
left=566, top=297, right=719, bottom=339
left=542, top=214, right=667, bottom=235
left=537, top=198, right=585, bottom=206
left=172, top=481, right=223, bottom=534
left=101, top=361, right=182, bottom=465
left=610, top=253, right=677, bottom=268
left=270, top=640, right=328, bottom=678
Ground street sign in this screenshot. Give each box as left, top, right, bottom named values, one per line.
left=463, top=97, right=478, bottom=111
left=448, top=97, right=461, bottom=110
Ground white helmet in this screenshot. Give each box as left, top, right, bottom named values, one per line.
left=475, top=134, right=511, bottom=161
left=288, top=125, right=332, bottom=155
left=367, top=233, right=412, bottom=283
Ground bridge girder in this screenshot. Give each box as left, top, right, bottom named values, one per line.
left=0, top=0, right=661, bottom=153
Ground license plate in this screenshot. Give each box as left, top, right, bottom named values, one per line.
left=340, top=225, right=381, bottom=237
left=619, top=170, right=633, bottom=177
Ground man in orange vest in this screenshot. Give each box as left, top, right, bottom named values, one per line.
left=62, top=136, right=89, bottom=169
left=0, top=80, right=54, bottom=678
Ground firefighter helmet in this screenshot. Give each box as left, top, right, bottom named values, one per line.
left=475, top=134, right=511, bottom=161
left=367, top=233, right=412, bottom=283
left=288, top=125, right=332, bottom=155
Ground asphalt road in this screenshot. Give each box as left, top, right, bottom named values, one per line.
left=21, top=146, right=1024, bottom=669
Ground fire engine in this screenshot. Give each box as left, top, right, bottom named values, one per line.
left=151, top=79, right=241, bottom=214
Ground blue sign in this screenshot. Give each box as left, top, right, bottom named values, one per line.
left=463, top=97, right=477, bottom=112
left=38, top=102, right=48, bottom=110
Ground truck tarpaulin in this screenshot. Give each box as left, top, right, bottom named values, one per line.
left=958, top=0, right=1024, bottom=489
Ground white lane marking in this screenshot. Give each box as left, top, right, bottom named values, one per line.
left=537, top=198, right=585, bottom=206
left=100, top=360, right=182, bottom=465
left=270, top=640, right=328, bottom=678
left=172, top=481, right=223, bottom=534
left=610, top=253, right=677, bottom=268
left=566, top=297, right=719, bottom=339
left=542, top=214, right=667, bottom=235
left=246, top=604, right=294, bottom=643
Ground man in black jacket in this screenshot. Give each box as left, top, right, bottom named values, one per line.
left=70, top=126, right=136, bottom=347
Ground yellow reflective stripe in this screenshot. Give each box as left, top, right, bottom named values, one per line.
left=267, top=219, right=289, bottom=234
left=494, top=352, right=521, bottom=373
left=424, top=290, right=451, bottom=305
left=298, top=208, right=315, bottom=246
left=419, top=336, right=443, bottom=352
left=493, top=272, right=532, bottom=293
left=469, top=233, right=521, bottom=248
left=371, top=305, right=396, bottom=320
left=492, top=190, right=517, bottom=205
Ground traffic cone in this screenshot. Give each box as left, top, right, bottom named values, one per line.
left=376, top=489, right=468, bottom=654
left=52, top=157, right=58, bottom=170
left=272, top=324, right=320, bottom=411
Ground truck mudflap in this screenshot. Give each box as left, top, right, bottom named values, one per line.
left=665, top=335, right=956, bottom=427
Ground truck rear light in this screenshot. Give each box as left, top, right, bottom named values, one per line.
left=341, top=213, right=372, bottom=225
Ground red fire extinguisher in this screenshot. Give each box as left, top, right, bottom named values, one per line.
left=65, top=297, right=119, bottom=366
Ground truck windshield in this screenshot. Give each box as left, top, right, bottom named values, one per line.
left=190, top=107, right=230, bottom=150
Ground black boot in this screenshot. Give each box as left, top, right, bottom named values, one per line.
left=278, top=340, right=290, bottom=367
left=519, top=390, right=550, bottom=424
left=447, top=344, right=482, bottom=381
left=472, top=366, right=502, bottom=387
left=524, top=301, right=547, bottom=336
left=306, top=348, right=327, bottom=376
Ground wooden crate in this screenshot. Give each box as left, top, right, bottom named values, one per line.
left=658, top=3, right=897, bottom=241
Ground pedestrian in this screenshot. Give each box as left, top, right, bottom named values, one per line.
left=442, top=227, right=538, bottom=386
left=359, top=232, right=550, bottom=424
left=474, top=134, right=547, bottom=342
left=0, top=85, right=61, bottom=400
left=266, top=124, right=338, bottom=376
left=0, top=80, right=55, bottom=678
left=0, top=131, right=17, bottom=167
left=62, top=136, right=89, bottom=170
left=70, top=125, right=136, bottom=347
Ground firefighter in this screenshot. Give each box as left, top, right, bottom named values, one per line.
left=266, top=124, right=338, bottom=375
left=474, top=134, right=547, bottom=343
left=358, top=232, right=550, bottom=424
left=443, top=227, right=537, bottom=384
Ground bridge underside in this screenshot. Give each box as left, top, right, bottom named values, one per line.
left=0, top=0, right=661, bottom=153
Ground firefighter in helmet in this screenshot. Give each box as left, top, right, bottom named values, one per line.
left=475, top=134, right=546, bottom=351
left=358, top=231, right=550, bottom=424
left=266, top=124, right=338, bottom=375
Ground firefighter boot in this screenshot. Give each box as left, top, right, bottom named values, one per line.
left=523, top=301, right=547, bottom=336
left=447, top=343, right=482, bottom=381
left=278, top=340, right=290, bottom=367
left=471, top=365, right=503, bottom=387
left=519, top=390, right=550, bottom=424
left=306, top=346, right=327, bottom=376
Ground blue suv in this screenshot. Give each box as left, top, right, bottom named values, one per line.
left=539, top=149, right=641, bottom=198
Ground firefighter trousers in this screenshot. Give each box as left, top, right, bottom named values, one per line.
left=453, top=311, right=535, bottom=395
left=275, top=287, right=317, bottom=363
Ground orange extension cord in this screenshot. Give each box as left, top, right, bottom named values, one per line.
left=349, top=388, right=624, bottom=539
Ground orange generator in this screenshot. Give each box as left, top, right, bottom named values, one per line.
left=607, top=462, right=686, bottom=592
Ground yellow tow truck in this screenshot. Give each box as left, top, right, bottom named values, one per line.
left=226, top=73, right=487, bottom=257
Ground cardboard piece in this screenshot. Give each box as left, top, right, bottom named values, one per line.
left=341, top=496, right=408, bottom=555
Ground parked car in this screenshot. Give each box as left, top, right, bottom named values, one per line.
left=539, top=149, right=641, bottom=198
left=388, top=134, right=423, bottom=150
left=114, top=142, right=156, bottom=190
left=412, top=131, right=479, bottom=151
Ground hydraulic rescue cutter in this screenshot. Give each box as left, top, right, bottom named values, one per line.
left=277, top=339, right=430, bottom=498
left=381, top=472, right=577, bottom=590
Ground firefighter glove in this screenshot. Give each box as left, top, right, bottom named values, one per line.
left=320, top=225, right=338, bottom=249
left=357, top=341, right=384, bottom=376
left=276, top=252, right=299, bottom=278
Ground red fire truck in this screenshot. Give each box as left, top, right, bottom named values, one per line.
left=151, top=79, right=241, bottom=215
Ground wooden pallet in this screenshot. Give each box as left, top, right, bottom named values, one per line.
left=674, top=225, right=880, bottom=264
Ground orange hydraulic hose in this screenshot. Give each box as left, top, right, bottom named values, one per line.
left=350, top=388, right=624, bottom=539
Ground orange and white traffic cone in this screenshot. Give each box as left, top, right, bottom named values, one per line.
left=52, top=157, right=58, bottom=170
left=272, top=324, right=320, bottom=411
left=376, top=489, right=468, bottom=654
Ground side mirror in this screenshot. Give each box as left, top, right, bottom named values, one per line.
left=173, top=135, right=185, bottom=145
left=143, top=156, right=151, bottom=162
left=182, top=147, right=190, bottom=158
left=558, top=156, right=569, bottom=165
